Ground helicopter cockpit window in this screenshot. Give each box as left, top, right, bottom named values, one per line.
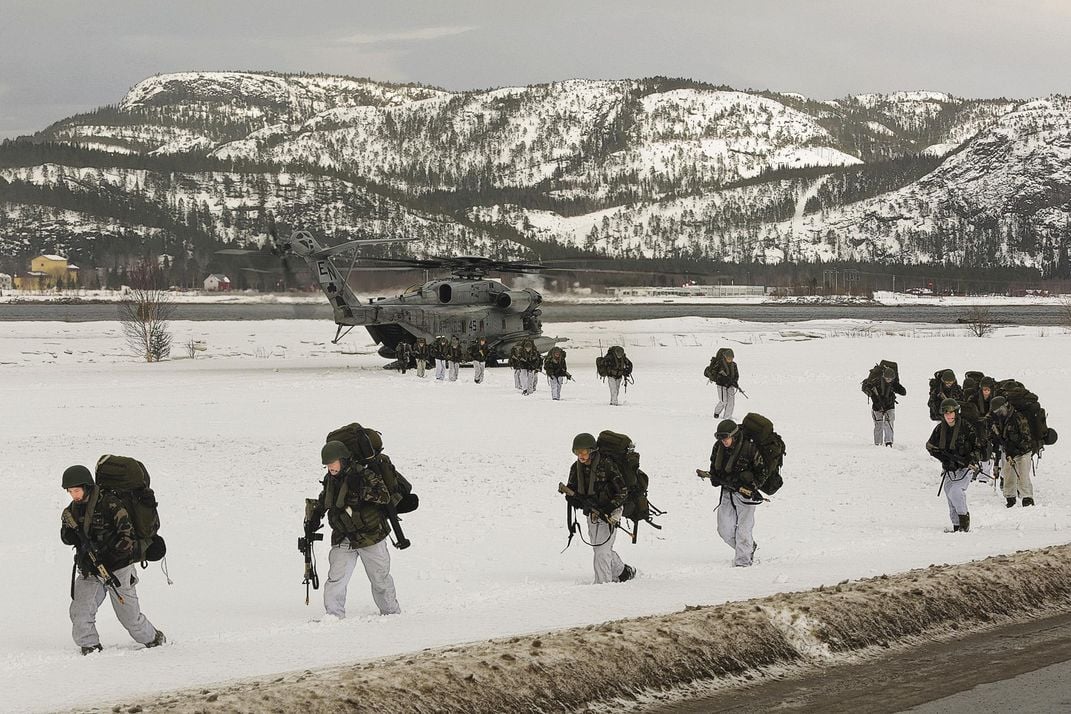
left=438, top=284, right=452, bottom=304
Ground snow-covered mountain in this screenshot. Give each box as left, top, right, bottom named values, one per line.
left=1, top=71, right=1067, bottom=278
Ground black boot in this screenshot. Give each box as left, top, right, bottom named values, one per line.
left=1006, top=497, right=1017, bottom=508
left=1022, top=497, right=1035, bottom=507
left=145, top=629, right=167, bottom=648
left=81, top=644, right=102, bottom=656
left=618, top=564, right=636, bottom=582
left=958, top=513, right=970, bottom=533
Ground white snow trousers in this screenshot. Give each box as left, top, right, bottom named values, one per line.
left=473, top=361, right=485, bottom=383
left=942, top=468, right=971, bottom=524
left=549, top=376, right=564, bottom=400
left=717, top=488, right=758, bottom=567
left=521, top=369, right=538, bottom=394
left=608, top=377, right=622, bottom=405
left=589, top=507, right=626, bottom=584
left=324, top=539, right=400, bottom=617
left=715, top=386, right=736, bottom=419
left=447, top=360, right=459, bottom=381
left=416, top=359, right=427, bottom=378
left=514, top=368, right=522, bottom=390
left=70, top=564, right=158, bottom=647
left=434, top=359, right=446, bottom=380
left=872, top=409, right=895, bottom=445
left=1003, top=453, right=1034, bottom=499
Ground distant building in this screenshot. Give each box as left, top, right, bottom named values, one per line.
left=204, top=274, right=232, bottom=291
left=14, top=255, right=80, bottom=290
left=0, top=273, right=12, bottom=290
left=608, top=284, right=767, bottom=298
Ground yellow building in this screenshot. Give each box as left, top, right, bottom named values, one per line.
left=14, top=254, right=80, bottom=290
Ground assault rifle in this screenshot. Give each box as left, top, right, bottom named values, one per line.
left=557, top=483, right=635, bottom=548
left=62, top=509, right=125, bottom=604
left=731, top=382, right=749, bottom=399
left=298, top=499, right=323, bottom=606
left=695, top=470, right=769, bottom=502
left=384, top=502, right=411, bottom=550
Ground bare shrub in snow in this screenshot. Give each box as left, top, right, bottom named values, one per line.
left=118, top=263, right=175, bottom=362
left=962, top=305, right=996, bottom=338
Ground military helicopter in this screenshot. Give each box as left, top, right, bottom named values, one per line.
left=223, top=229, right=562, bottom=364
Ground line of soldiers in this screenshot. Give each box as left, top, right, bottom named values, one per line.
left=395, top=335, right=491, bottom=383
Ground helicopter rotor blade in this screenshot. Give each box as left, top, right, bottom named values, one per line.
left=310, top=236, right=419, bottom=260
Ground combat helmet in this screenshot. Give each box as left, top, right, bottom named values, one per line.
left=321, top=440, right=351, bottom=465
left=61, top=465, right=94, bottom=489
left=715, top=419, right=739, bottom=438
left=939, top=398, right=960, bottom=414
left=571, top=433, right=597, bottom=454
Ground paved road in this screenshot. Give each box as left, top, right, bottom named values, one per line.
left=648, top=610, right=1071, bottom=714
left=0, top=302, right=1065, bottom=325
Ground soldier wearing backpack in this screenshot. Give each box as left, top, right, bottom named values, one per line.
left=413, top=337, right=430, bottom=378
left=564, top=433, right=636, bottom=584
left=470, top=337, right=490, bottom=384
left=445, top=335, right=464, bottom=382
left=395, top=341, right=412, bottom=375
left=710, top=348, right=740, bottom=419
left=509, top=343, right=523, bottom=390
left=926, top=399, right=982, bottom=532
left=705, top=419, right=767, bottom=567
left=927, top=370, right=964, bottom=421
left=862, top=366, right=906, bottom=446
left=989, top=396, right=1035, bottom=507
left=304, top=441, right=401, bottom=617
left=60, top=465, right=166, bottom=655
left=432, top=335, right=449, bottom=381
left=543, top=346, right=571, bottom=400
left=598, top=345, right=633, bottom=406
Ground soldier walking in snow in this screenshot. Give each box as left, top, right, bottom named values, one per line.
left=304, top=441, right=401, bottom=617
left=597, top=345, right=633, bottom=406
left=863, top=366, right=906, bottom=446
left=395, top=341, right=412, bottom=375
left=705, top=419, right=766, bottom=567
left=446, top=335, right=464, bottom=382
left=543, top=346, right=571, bottom=400
left=989, top=395, right=1036, bottom=507
left=711, top=348, right=740, bottom=419
left=563, top=433, right=636, bottom=584
left=432, top=335, right=449, bottom=381
left=413, top=337, right=430, bottom=378
left=926, top=398, right=981, bottom=532
left=518, top=338, right=542, bottom=395
left=470, top=337, right=490, bottom=384
left=927, top=370, right=964, bottom=421
left=509, top=343, right=523, bottom=390
left=60, top=465, right=166, bottom=654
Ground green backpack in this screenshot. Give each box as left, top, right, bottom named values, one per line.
left=738, top=414, right=786, bottom=495
left=326, top=423, right=418, bottom=513
left=93, top=455, right=165, bottom=563
left=596, top=430, right=663, bottom=539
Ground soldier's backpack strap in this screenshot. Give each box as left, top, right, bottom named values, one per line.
left=82, top=486, right=101, bottom=537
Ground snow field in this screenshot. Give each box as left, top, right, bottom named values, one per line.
left=1, top=316, right=1069, bottom=712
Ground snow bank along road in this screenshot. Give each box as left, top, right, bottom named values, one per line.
left=82, top=545, right=1071, bottom=713
left=2, top=316, right=1068, bottom=712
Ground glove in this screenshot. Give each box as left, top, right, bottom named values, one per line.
left=608, top=513, right=621, bottom=526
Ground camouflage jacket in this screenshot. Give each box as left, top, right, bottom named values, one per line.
left=543, top=352, right=570, bottom=378
left=927, top=384, right=965, bottom=420
left=60, top=488, right=138, bottom=575
left=926, top=417, right=981, bottom=469
left=518, top=347, right=543, bottom=371
left=709, top=437, right=766, bottom=490
left=712, top=359, right=739, bottom=388
left=431, top=338, right=450, bottom=360
left=992, top=409, right=1033, bottom=458
left=444, top=342, right=465, bottom=361
left=312, top=461, right=391, bottom=548
left=602, top=349, right=632, bottom=379
left=508, top=345, right=522, bottom=369
left=567, top=453, right=627, bottom=514
left=413, top=342, right=430, bottom=360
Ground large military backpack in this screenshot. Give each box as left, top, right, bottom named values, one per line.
left=93, top=455, right=165, bottom=563
left=739, top=413, right=787, bottom=495
left=861, top=359, right=899, bottom=393
left=995, top=384, right=1059, bottom=453
left=595, top=430, right=662, bottom=538
left=326, top=423, right=418, bottom=513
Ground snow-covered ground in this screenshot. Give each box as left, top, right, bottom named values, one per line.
left=2, top=316, right=1069, bottom=712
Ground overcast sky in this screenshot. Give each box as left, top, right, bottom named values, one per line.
left=1, top=0, right=1069, bottom=139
